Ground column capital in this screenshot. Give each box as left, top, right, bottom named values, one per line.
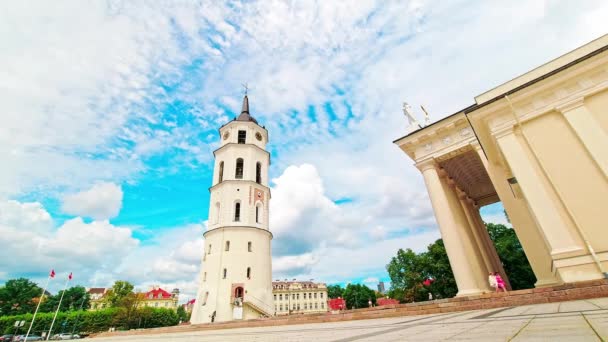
left=415, top=159, right=439, bottom=172
left=555, top=97, right=585, bottom=114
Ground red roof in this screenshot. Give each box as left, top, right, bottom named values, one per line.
left=377, top=298, right=400, bottom=306
left=187, top=299, right=195, bottom=305
left=87, top=288, right=106, bottom=294
left=144, top=287, right=172, bottom=299
left=327, top=298, right=346, bottom=310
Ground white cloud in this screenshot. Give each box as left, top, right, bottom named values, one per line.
left=61, top=182, right=123, bottom=220
left=0, top=200, right=138, bottom=290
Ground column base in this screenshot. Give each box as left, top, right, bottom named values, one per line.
left=456, top=288, right=486, bottom=297
left=534, top=277, right=562, bottom=288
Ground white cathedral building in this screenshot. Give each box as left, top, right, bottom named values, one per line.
left=191, top=95, right=275, bottom=323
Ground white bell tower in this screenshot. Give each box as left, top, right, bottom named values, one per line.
left=191, top=95, right=274, bottom=324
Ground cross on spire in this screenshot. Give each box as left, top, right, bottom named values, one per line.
left=242, top=83, right=250, bottom=96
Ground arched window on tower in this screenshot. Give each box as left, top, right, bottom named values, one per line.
left=225, top=241, right=230, bottom=251
left=215, top=202, right=220, bottom=224
left=246, top=267, right=251, bottom=279
left=256, top=162, right=262, bottom=184
left=248, top=241, right=252, bottom=252
left=255, top=203, right=262, bottom=223
left=223, top=268, right=227, bottom=279
left=235, top=158, right=244, bottom=179
left=218, top=161, right=224, bottom=183
left=234, top=202, right=241, bottom=222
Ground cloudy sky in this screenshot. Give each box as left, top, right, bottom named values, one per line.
left=1, top=1, right=607, bottom=301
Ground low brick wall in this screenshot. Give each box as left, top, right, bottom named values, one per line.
left=93, top=279, right=608, bottom=338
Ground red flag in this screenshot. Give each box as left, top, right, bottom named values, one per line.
left=68, top=272, right=73, bottom=280
left=50, top=269, right=55, bottom=278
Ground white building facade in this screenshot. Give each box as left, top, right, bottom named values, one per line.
left=191, top=95, right=274, bottom=324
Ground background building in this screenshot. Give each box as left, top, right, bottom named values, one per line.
left=139, top=286, right=179, bottom=310
left=191, top=95, right=274, bottom=323
left=272, top=280, right=328, bottom=315
left=87, top=288, right=108, bottom=310
left=377, top=281, right=385, bottom=294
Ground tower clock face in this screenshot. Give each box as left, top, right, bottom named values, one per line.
left=223, top=132, right=230, bottom=140
left=255, top=132, right=262, bottom=141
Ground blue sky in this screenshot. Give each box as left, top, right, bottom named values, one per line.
left=1, top=1, right=607, bottom=299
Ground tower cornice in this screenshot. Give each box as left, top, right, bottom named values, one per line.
left=208, top=179, right=272, bottom=198
left=203, top=226, right=273, bottom=239
left=213, top=143, right=271, bottom=165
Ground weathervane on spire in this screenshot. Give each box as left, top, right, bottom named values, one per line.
left=242, top=83, right=250, bottom=96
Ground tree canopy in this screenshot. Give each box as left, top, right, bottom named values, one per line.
left=327, top=284, right=344, bottom=299
left=342, top=284, right=376, bottom=309
left=0, top=278, right=43, bottom=316
left=386, top=222, right=535, bottom=302
left=40, top=286, right=90, bottom=313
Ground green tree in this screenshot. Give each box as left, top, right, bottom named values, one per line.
left=342, top=284, right=376, bottom=309
left=487, top=223, right=536, bottom=290
left=327, top=284, right=344, bottom=299
left=40, top=286, right=90, bottom=313
left=104, top=281, right=135, bottom=308
left=176, top=305, right=190, bottom=322
left=0, top=278, right=43, bottom=315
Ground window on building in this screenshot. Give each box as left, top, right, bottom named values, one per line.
left=279, top=294, right=282, bottom=300
left=234, top=202, right=241, bottom=221
left=155, top=302, right=158, bottom=307
left=225, top=241, right=230, bottom=251
left=274, top=294, right=277, bottom=300
left=314, top=293, right=317, bottom=299
left=203, top=272, right=207, bottom=282
left=235, top=158, right=244, bottom=179
left=303, top=293, right=306, bottom=299
left=315, top=303, right=318, bottom=309
left=304, top=303, right=307, bottom=310
left=256, top=162, right=262, bottom=184
left=297, top=304, right=300, bottom=310
left=246, top=267, right=251, bottom=279
left=255, top=204, right=261, bottom=223
left=321, top=302, right=324, bottom=309
left=203, top=291, right=209, bottom=306
left=280, top=304, right=283, bottom=311
left=293, top=304, right=296, bottom=310
left=208, top=244, right=212, bottom=254
left=215, top=202, right=221, bottom=224
left=223, top=268, right=227, bottom=279
left=296, top=294, right=299, bottom=300
left=292, top=294, right=295, bottom=300
left=238, top=130, right=246, bottom=144
left=165, top=302, right=169, bottom=307
left=149, top=294, right=153, bottom=299
left=248, top=241, right=252, bottom=252
left=320, top=293, right=324, bottom=299
left=218, top=161, right=224, bottom=183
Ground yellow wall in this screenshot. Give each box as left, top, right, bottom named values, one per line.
left=523, top=111, right=608, bottom=252
left=585, top=89, right=608, bottom=134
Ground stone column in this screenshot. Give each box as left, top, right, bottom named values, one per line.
left=459, top=195, right=511, bottom=290
left=495, top=130, right=585, bottom=257
left=418, top=160, right=489, bottom=296
left=558, top=98, right=608, bottom=177
left=472, top=142, right=559, bottom=287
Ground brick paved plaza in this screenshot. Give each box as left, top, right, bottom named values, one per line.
left=93, top=297, right=608, bottom=341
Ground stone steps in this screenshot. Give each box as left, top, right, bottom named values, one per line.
left=92, top=278, right=608, bottom=338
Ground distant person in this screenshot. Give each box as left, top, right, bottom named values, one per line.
left=428, top=292, right=433, bottom=301
left=488, top=272, right=497, bottom=291
left=494, top=272, right=507, bottom=292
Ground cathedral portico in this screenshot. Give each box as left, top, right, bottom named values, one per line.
left=396, top=35, right=608, bottom=296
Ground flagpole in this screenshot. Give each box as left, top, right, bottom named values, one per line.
left=46, top=274, right=70, bottom=340
left=25, top=272, right=53, bottom=340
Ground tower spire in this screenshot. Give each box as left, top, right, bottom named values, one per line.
left=241, top=94, right=249, bottom=114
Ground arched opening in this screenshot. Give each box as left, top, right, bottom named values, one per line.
left=235, top=158, right=244, bottom=179
left=248, top=241, right=252, bottom=252
left=215, top=202, right=220, bottom=224
left=218, top=161, right=224, bottom=183
left=223, top=268, right=227, bottom=279
left=225, top=240, right=230, bottom=251
left=246, top=267, right=251, bottom=279
left=238, top=130, right=246, bottom=144
left=256, top=162, right=262, bottom=184
left=255, top=203, right=262, bottom=223
left=235, top=286, right=244, bottom=299
left=234, top=202, right=241, bottom=222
